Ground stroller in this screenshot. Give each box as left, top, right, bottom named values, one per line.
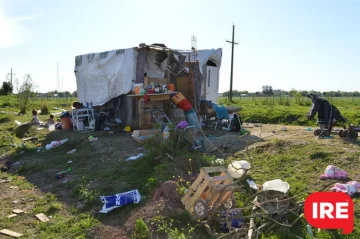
left=305, top=94, right=348, bottom=138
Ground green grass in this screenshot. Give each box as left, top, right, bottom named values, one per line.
left=219, top=96, right=360, bottom=126
left=1, top=95, right=360, bottom=238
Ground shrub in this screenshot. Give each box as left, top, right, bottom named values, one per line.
left=40, top=103, right=49, bottom=115
left=133, top=218, right=150, bottom=239
left=17, top=74, right=34, bottom=114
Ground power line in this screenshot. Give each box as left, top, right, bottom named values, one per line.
left=226, top=23, right=238, bottom=103
left=7, top=68, right=15, bottom=86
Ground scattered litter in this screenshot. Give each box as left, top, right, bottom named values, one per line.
left=307, top=224, right=314, bottom=239
left=48, top=216, right=53, bottom=219
left=123, top=126, right=131, bottom=132
left=281, top=127, right=287, bottom=131
left=262, top=179, right=290, bottom=194
left=62, top=180, right=68, bottom=184
left=99, top=189, right=141, bottom=213
left=305, top=127, right=312, bottom=131
left=331, top=181, right=360, bottom=197
left=67, top=149, right=77, bottom=154
left=272, top=130, right=276, bottom=134
left=48, top=124, right=55, bottom=131
left=88, top=136, right=98, bottom=142
left=67, top=161, right=73, bottom=164
left=103, top=127, right=110, bottom=131
left=9, top=186, right=18, bottom=189
left=246, top=179, right=259, bottom=191
left=0, top=229, right=23, bottom=238
left=215, top=158, right=225, bottom=165
left=227, top=160, right=250, bottom=179
left=12, top=200, right=20, bottom=204
left=45, top=139, right=68, bottom=150
left=37, top=127, right=44, bottom=130
left=220, top=209, right=244, bottom=232
left=176, top=121, right=188, bottom=129
left=12, top=209, right=24, bottom=214
left=320, top=165, right=349, bottom=180
left=14, top=120, right=22, bottom=126
left=126, top=153, right=145, bottom=161
left=22, top=136, right=37, bottom=142
left=54, top=168, right=72, bottom=179
left=108, top=131, right=114, bottom=134
left=7, top=214, right=17, bottom=218
left=35, top=213, right=50, bottom=222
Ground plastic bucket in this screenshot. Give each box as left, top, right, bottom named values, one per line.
left=171, top=92, right=185, bottom=104
left=167, top=84, right=175, bottom=92
left=134, top=83, right=143, bottom=95
left=61, top=117, right=72, bottom=130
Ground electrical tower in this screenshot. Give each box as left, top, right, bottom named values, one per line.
left=7, top=68, right=15, bottom=86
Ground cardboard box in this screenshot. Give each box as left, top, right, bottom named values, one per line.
left=131, top=130, right=157, bottom=144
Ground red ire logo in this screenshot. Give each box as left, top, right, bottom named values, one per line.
left=304, top=192, right=354, bottom=234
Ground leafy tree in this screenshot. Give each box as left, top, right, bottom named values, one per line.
left=262, top=85, right=274, bottom=96
left=72, top=91, right=78, bottom=97
left=0, top=81, right=13, bottom=95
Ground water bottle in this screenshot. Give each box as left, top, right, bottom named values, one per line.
left=162, top=125, right=170, bottom=140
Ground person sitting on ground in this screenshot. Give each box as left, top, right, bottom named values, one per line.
left=31, top=109, right=40, bottom=125
left=46, top=114, right=55, bottom=126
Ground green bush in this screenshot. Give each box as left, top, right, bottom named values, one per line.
left=40, top=103, right=49, bottom=115
left=133, top=218, right=150, bottom=239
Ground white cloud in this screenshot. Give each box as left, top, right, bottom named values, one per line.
left=0, top=8, right=44, bottom=49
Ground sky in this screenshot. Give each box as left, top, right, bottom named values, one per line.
left=0, top=0, right=360, bottom=93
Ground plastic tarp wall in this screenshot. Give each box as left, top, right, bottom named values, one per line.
left=74, top=48, right=138, bottom=106
left=177, top=48, right=222, bottom=73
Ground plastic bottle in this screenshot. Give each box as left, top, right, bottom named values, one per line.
left=162, top=125, right=170, bottom=139
left=67, top=149, right=77, bottom=154
left=54, top=168, right=72, bottom=179
left=139, top=87, right=145, bottom=95
left=46, top=139, right=69, bottom=150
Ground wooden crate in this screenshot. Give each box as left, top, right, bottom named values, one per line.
left=181, top=166, right=236, bottom=215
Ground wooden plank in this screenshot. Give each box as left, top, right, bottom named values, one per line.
left=135, top=48, right=147, bottom=84
left=181, top=172, right=205, bottom=204
left=35, top=213, right=50, bottom=222
left=12, top=209, right=24, bottom=214
left=0, top=229, right=23, bottom=238
left=149, top=94, right=170, bottom=102
left=200, top=166, right=227, bottom=174
left=186, top=181, right=209, bottom=214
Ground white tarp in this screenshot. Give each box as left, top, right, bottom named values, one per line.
left=74, top=48, right=138, bottom=106
left=177, top=48, right=222, bottom=73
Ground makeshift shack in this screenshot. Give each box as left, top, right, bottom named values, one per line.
left=74, top=43, right=222, bottom=130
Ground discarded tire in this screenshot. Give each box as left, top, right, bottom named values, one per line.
left=194, top=200, right=209, bottom=219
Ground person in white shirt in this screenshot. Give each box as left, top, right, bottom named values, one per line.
left=31, top=109, right=40, bottom=125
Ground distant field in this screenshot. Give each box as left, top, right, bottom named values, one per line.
left=219, top=96, right=360, bottom=126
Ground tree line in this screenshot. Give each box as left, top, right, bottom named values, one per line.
left=222, top=85, right=360, bottom=97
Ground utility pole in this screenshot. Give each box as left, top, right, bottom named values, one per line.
left=226, top=23, right=238, bottom=102
left=7, top=68, right=16, bottom=86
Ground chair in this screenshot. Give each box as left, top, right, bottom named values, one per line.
left=212, top=103, right=232, bottom=131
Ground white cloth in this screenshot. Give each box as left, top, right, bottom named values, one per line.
left=177, top=48, right=222, bottom=73
left=74, top=48, right=138, bottom=106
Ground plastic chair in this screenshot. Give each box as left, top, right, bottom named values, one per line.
left=212, top=103, right=232, bottom=131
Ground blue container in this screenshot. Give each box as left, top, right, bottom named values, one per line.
left=185, top=112, right=201, bottom=130
left=220, top=209, right=245, bottom=232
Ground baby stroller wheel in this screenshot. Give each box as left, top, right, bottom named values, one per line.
left=342, top=130, right=349, bottom=138
left=350, top=131, right=358, bottom=139
left=339, top=130, right=344, bottom=138
left=321, top=130, right=330, bottom=138
left=314, top=129, right=321, bottom=136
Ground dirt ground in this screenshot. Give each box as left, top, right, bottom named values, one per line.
left=2, top=124, right=358, bottom=238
